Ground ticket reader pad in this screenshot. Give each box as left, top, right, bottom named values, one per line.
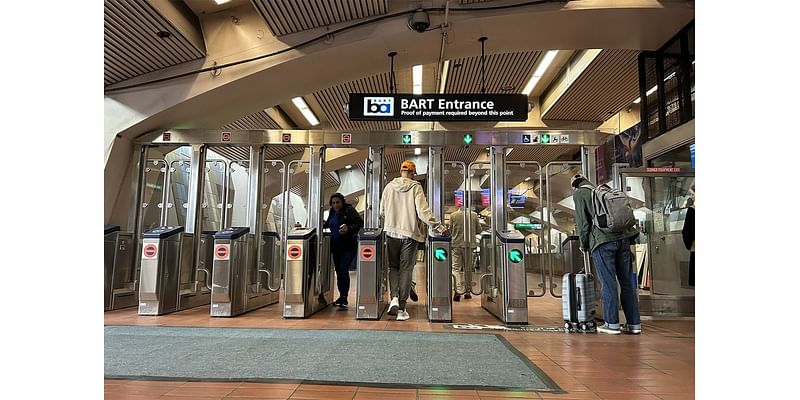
left=426, top=232, right=452, bottom=322
left=210, top=227, right=251, bottom=317
left=355, top=228, right=387, bottom=320
left=105, top=225, right=136, bottom=310
left=138, top=226, right=189, bottom=315
left=282, top=228, right=334, bottom=318
left=482, top=230, right=528, bottom=325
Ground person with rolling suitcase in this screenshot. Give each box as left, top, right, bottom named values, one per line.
left=562, top=251, right=596, bottom=332
left=571, top=173, right=642, bottom=335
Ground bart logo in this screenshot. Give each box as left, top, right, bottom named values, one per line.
left=363, top=97, right=394, bottom=116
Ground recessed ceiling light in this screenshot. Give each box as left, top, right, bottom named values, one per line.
left=413, top=65, right=423, bottom=95
left=213, top=0, right=232, bottom=5
left=522, top=50, right=559, bottom=96
left=292, top=97, right=319, bottom=126
left=345, top=164, right=352, bottom=169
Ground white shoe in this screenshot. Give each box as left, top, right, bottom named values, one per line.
left=396, top=309, right=410, bottom=321
left=387, top=297, right=399, bottom=316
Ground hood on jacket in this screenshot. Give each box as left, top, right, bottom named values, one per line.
left=388, top=177, right=419, bottom=192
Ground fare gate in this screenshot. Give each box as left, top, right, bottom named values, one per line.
left=138, top=226, right=195, bottom=315
left=104, top=225, right=136, bottom=310
left=282, top=228, right=334, bottom=318
left=426, top=233, right=453, bottom=322
left=355, top=228, right=387, bottom=320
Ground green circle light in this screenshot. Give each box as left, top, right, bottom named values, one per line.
left=508, top=249, right=522, bottom=263
left=434, top=248, right=448, bottom=262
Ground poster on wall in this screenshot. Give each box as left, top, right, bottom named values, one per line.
left=595, top=135, right=615, bottom=183
left=614, top=124, right=643, bottom=167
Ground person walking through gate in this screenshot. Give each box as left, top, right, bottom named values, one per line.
left=449, top=206, right=483, bottom=301
left=323, top=193, right=363, bottom=308
left=682, top=183, right=695, bottom=288
left=571, top=174, right=642, bottom=335
left=381, top=160, right=448, bottom=321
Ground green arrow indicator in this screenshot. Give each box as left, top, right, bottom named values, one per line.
left=508, top=248, right=522, bottom=263
left=402, top=134, right=412, bottom=144
left=434, top=248, right=448, bottom=262
left=463, top=133, right=473, bottom=144
left=540, top=133, right=550, bottom=144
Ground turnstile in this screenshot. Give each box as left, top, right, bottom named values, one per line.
left=426, top=232, right=452, bottom=322
left=282, top=228, right=334, bottom=318
left=481, top=230, right=528, bottom=325
left=210, top=227, right=279, bottom=317
left=104, top=225, right=136, bottom=310
left=138, top=226, right=190, bottom=315
left=355, top=228, right=387, bottom=320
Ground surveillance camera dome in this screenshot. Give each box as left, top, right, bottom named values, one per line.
left=408, top=9, right=430, bottom=33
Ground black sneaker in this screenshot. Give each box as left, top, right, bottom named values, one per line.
left=332, top=297, right=344, bottom=306
left=338, top=297, right=348, bottom=308
left=410, top=287, right=418, bottom=302
left=453, top=293, right=461, bottom=302
left=464, top=293, right=472, bottom=300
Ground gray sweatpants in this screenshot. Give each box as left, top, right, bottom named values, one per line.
left=386, top=236, right=418, bottom=311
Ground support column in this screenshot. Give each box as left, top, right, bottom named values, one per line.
left=427, top=146, right=444, bottom=221
left=364, top=146, right=384, bottom=229
left=308, top=145, right=326, bottom=263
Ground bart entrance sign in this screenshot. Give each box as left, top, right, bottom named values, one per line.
left=349, top=93, right=528, bottom=121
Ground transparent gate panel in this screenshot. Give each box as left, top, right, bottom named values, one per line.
left=467, top=162, right=492, bottom=295
left=226, top=160, right=251, bottom=227
left=201, top=157, right=226, bottom=233
left=503, top=162, right=544, bottom=297
left=261, top=160, right=286, bottom=290
left=442, top=162, right=467, bottom=293
left=543, top=162, right=583, bottom=297
left=166, top=159, right=192, bottom=227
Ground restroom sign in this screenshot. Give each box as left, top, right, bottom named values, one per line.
left=142, top=244, right=158, bottom=259
left=287, top=244, right=303, bottom=260
left=341, top=133, right=352, bottom=144
left=214, top=244, right=230, bottom=260
left=360, top=245, right=375, bottom=261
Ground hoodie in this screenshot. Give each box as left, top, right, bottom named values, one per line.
left=380, top=177, right=446, bottom=243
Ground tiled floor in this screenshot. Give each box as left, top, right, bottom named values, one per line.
left=105, top=266, right=694, bottom=399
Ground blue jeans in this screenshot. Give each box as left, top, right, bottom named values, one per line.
left=592, top=239, right=641, bottom=328
left=332, top=245, right=356, bottom=299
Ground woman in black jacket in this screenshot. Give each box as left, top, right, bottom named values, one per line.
left=682, top=184, right=695, bottom=288
left=323, top=193, right=364, bottom=307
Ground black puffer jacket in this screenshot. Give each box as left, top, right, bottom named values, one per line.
left=323, top=203, right=364, bottom=249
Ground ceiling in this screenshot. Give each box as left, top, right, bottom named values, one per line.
left=103, top=0, right=695, bottom=134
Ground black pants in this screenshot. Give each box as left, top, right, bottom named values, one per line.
left=332, top=246, right=357, bottom=299
left=688, top=251, right=695, bottom=287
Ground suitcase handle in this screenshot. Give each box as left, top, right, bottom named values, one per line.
left=576, top=286, right=582, bottom=311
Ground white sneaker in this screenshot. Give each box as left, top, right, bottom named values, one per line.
left=396, top=309, right=410, bottom=321
left=387, top=297, right=399, bottom=316
left=596, top=324, right=621, bottom=335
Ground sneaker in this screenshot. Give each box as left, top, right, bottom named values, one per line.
left=337, top=297, right=348, bottom=308
left=464, top=293, right=472, bottom=300
left=621, top=324, right=641, bottom=334
left=332, top=297, right=343, bottom=306
left=453, top=293, right=461, bottom=302
left=596, top=324, right=621, bottom=335
left=387, top=297, right=399, bottom=315
left=410, top=284, right=418, bottom=302
left=396, top=309, right=410, bottom=321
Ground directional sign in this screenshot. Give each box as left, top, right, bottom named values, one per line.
left=214, top=244, right=230, bottom=260
left=282, top=133, right=292, bottom=143
left=142, top=244, right=158, bottom=259
left=508, top=248, right=523, bottom=263
left=287, top=244, right=303, bottom=260
left=341, top=133, right=352, bottom=144
left=540, top=133, right=550, bottom=144
left=221, top=132, right=231, bottom=142
left=434, top=248, right=448, bottom=262
left=560, top=135, right=570, bottom=144
left=360, top=245, right=375, bottom=261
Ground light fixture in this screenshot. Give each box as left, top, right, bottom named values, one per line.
left=345, top=164, right=352, bottom=169
left=522, top=50, right=558, bottom=96
left=414, top=148, right=422, bottom=155
left=291, top=97, right=319, bottom=126
left=413, top=64, right=423, bottom=95
left=439, top=60, right=450, bottom=94
left=525, top=177, right=531, bottom=182
left=213, top=0, right=231, bottom=5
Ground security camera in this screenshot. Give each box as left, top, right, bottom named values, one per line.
left=408, top=9, right=430, bottom=33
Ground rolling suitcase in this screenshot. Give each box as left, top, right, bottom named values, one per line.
left=562, top=252, right=597, bottom=332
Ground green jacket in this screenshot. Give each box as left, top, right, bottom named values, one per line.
left=573, top=184, right=639, bottom=252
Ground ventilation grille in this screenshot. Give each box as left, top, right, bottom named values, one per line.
left=251, top=0, right=388, bottom=37
left=221, top=111, right=282, bottom=130
left=445, top=51, right=542, bottom=94
left=314, top=73, right=401, bottom=131
left=542, top=49, right=640, bottom=121
left=104, top=0, right=205, bottom=86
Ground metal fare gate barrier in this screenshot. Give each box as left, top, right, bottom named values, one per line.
left=210, top=227, right=250, bottom=317
left=427, top=232, right=453, bottom=322
left=138, top=226, right=191, bottom=315
left=282, top=228, right=334, bottom=318
left=355, top=228, right=387, bottom=320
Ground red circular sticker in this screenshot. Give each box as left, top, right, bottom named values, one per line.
left=215, top=244, right=229, bottom=259
left=143, top=244, right=158, bottom=258
left=287, top=245, right=302, bottom=260
left=360, top=245, right=375, bottom=261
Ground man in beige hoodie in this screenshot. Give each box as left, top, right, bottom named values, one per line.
left=381, top=160, right=448, bottom=321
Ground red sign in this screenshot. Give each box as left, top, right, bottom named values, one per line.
left=287, top=244, right=302, bottom=260
left=142, top=244, right=158, bottom=259
left=360, top=245, right=375, bottom=261
left=162, top=132, right=171, bottom=141
left=222, top=132, right=231, bottom=142
left=282, top=133, right=292, bottom=143
left=341, top=133, right=352, bottom=144
left=646, top=167, right=681, bottom=173
left=214, top=244, right=229, bottom=260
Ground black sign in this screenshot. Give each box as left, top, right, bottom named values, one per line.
left=349, top=93, right=529, bottom=121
